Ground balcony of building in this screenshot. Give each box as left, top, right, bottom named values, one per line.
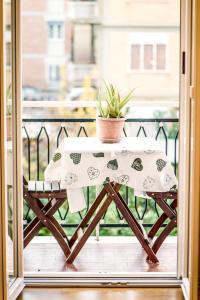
left=68, top=0, right=99, bottom=23
left=20, top=111, right=178, bottom=275
left=68, top=63, right=97, bottom=88
left=23, top=236, right=177, bottom=273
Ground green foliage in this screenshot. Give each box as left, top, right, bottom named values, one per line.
left=97, top=81, right=134, bottom=118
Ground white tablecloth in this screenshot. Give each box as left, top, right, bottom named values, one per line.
left=45, top=137, right=177, bottom=213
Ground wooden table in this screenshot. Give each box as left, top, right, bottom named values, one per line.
left=43, top=137, right=178, bottom=264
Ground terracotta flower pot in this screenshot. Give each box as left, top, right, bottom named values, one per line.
left=96, top=117, right=125, bottom=143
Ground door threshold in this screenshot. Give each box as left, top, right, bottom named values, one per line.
left=24, top=277, right=182, bottom=288
left=24, top=271, right=177, bottom=278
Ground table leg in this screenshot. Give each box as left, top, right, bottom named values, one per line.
left=95, top=185, right=101, bottom=241
left=67, top=184, right=121, bottom=263
left=67, top=193, right=113, bottom=263
left=105, top=184, right=159, bottom=264
left=68, top=186, right=113, bottom=248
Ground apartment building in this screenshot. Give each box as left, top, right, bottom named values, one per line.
left=19, top=0, right=179, bottom=103
left=21, top=0, right=70, bottom=100
left=98, top=0, right=180, bottom=103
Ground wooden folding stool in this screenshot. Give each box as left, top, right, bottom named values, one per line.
left=146, top=191, right=177, bottom=259
left=23, top=177, right=71, bottom=258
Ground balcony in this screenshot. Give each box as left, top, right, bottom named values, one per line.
left=24, top=236, right=177, bottom=273
left=68, top=63, right=97, bottom=87
left=22, top=114, right=178, bottom=274
left=68, top=1, right=99, bottom=23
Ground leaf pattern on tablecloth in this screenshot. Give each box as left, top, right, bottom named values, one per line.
left=121, top=149, right=131, bottom=156
left=163, top=174, right=173, bottom=187
left=170, top=185, right=177, bottom=192
left=70, top=153, right=81, bottom=164
left=143, top=176, right=155, bottom=189
left=53, top=152, right=62, bottom=162
left=64, top=173, right=78, bottom=185
left=107, top=159, right=118, bottom=170
left=131, top=158, right=143, bottom=171
left=87, top=167, right=100, bottom=180
left=156, top=159, right=167, bottom=171
left=144, top=150, right=156, bottom=154
left=92, top=152, right=104, bottom=158
left=117, top=175, right=129, bottom=185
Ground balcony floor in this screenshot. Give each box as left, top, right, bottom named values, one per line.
left=24, top=236, right=177, bottom=274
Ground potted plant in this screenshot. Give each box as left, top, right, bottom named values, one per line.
left=96, top=81, right=134, bottom=143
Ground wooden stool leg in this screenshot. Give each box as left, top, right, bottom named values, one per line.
left=147, top=218, right=177, bottom=260
left=24, top=198, right=68, bottom=247
left=24, top=193, right=71, bottom=257
left=46, top=198, right=68, bottom=239
left=146, top=192, right=177, bottom=261
left=153, top=197, right=177, bottom=220
left=24, top=199, right=53, bottom=238
left=148, top=198, right=177, bottom=240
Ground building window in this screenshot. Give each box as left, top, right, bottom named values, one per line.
left=48, top=22, right=64, bottom=39
left=156, top=44, right=166, bottom=70
left=131, top=45, right=140, bottom=69
left=48, top=65, right=61, bottom=82
left=144, top=44, right=153, bottom=70
left=130, top=33, right=167, bottom=72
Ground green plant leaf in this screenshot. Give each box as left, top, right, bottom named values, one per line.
left=119, top=89, right=135, bottom=110
left=96, top=81, right=135, bottom=118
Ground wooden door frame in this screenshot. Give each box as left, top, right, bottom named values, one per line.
left=0, top=0, right=24, bottom=299
left=180, top=0, right=200, bottom=299
left=188, top=0, right=200, bottom=299
left=0, top=1, right=9, bottom=298
left=0, top=0, right=200, bottom=299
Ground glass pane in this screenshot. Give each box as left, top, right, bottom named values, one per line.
left=156, top=44, right=166, bottom=70
left=5, top=0, right=15, bottom=285
left=144, top=44, right=153, bottom=70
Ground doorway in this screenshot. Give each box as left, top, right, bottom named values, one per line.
left=21, top=0, right=181, bottom=279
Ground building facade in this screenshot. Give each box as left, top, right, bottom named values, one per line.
left=20, top=0, right=180, bottom=104
left=21, top=0, right=70, bottom=100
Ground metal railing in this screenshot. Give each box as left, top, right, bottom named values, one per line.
left=22, top=118, right=179, bottom=236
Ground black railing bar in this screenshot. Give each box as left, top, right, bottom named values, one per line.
left=22, top=118, right=179, bottom=123
left=36, top=126, right=43, bottom=180
left=136, top=126, right=147, bottom=137
left=22, top=126, right=31, bottom=180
